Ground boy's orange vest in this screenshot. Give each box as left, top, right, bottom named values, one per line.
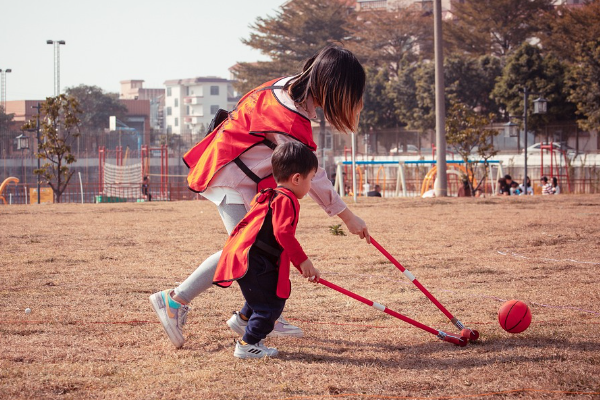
left=183, top=78, right=317, bottom=193
left=214, top=187, right=300, bottom=299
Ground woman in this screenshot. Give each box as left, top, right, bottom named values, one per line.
left=518, top=176, right=533, bottom=195
left=150, top=45, right=371, bottom=349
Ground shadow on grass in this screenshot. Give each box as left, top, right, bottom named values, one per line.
left=277, top=335, right=600, bottom=370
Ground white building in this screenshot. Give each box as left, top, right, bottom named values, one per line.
left=163, top=77, right=239, bottom=135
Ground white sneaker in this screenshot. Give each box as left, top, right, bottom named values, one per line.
left=226, top=311, right=303, bottom=338
left=271, top=315, right=303, bottom=338
left=234, top=340, right=278, bottom=359
left=149, top=290, right=189, bottom=348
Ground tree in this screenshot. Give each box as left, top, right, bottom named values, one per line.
left=444, top=0, right=555, bottom=57
left=0, top=105, right=15, bottom=133
left=22, top=95, right=82, bottom=203
left=347, top=8, right=433, bottom=76
left=492, top=43, right=575, bottom=129
left=444, top=54, right=503, bottom=115
left=567, top=40, right=600, bottom=131
left=359, top=68, right=398, bottom=133
left=390, top=61, right=436, bottom=144
left=445, top=103, right=499, bottom=195
left=234, top=0, right=354, bottom=93
left=65, top=85, right=127, bottom=132
left=539, top=0, right=600, bottom=63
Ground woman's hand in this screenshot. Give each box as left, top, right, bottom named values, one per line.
left=299, top=258, right=320, bottom=283
left=338, top=208, right=371, bottom=243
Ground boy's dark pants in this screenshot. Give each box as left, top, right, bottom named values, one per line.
left=237, top=248, right=286, bottom=345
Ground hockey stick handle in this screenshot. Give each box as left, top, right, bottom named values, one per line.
left=317, top=278, right=439, bottom=336
left=370, top=237, right=455, bottom=321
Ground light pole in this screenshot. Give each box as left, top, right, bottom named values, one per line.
left=505, top=88, right=547, bottom=185
left=433, top=0, right=447, bottom=197
left=33, top=103, right=42, bottom=204
left=0, top=68, right=12, bottom=110
left=24, top=103, right=43, bottom=204
left=47, top=40, right=66, bottom=96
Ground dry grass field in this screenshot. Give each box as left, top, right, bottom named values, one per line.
left=1, top=194, right=599, bottom=399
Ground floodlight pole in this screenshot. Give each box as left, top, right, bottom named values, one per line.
left=47, top=40, right=66, bottom=96
left=0, top=68, right=12, bottom=110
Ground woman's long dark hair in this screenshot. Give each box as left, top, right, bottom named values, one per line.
left=284, top=45, right=365, bottom=133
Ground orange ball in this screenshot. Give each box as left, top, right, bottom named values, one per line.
left=498, top=299, right=532, bottom=333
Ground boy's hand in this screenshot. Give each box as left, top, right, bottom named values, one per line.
left=299, top=258, right=320, bottom=283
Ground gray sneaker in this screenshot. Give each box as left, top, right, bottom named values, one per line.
left=226, top=311, right=303, bottom=338
left=233, top=340, right=278, bottom=359
left=149, top=290, right=189, bottom=348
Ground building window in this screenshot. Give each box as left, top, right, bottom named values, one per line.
left=166, top=107, right=172, bottom=116
left=175, top=118, right=179, bottom=127
left=167, top=87, right=172, bottom=96
left=210, top=105, right=220, bottom=114
left=174, top=98, right=178, bottom=107
left=210, top=86, right=219, bottom=95
left=167, top=125, right=172, bottom=134
left=186, top=105, right=190, bottom=115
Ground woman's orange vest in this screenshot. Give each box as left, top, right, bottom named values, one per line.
left=183, top=78, right=317, bottom=193
left=213, top=187, right=302, bottom=299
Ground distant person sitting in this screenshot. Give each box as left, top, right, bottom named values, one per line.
left=367, top=184, right=382, bottom=197
left=519, top=176, right=533, bottom=195
left=510, top=181, right=522, bottom=195
left=552, top=177, right=560, bottom=194
left=497, top=174, right=513, bottom=196
left=541, top=177, right=553, bottom=195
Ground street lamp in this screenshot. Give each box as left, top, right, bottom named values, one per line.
left=47, top=40, right=66, bottom=96
left=16, top=133, right=30, bottom=185
left=0, top=68, right=12, bottom=110
left=504, top=88, right=547, bottom=187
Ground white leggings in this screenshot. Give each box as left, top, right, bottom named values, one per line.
left=173, top=200, right=248, bottom=304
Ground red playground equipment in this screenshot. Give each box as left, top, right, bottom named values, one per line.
left=539, top=142, right=571, bottom=193
left=98, top=145, right=169, bottom=200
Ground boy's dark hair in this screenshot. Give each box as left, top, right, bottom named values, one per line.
left=271, top=141, right=319, bottom=182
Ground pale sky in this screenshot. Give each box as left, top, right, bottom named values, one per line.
left=1, top=0, right=285, bottom=101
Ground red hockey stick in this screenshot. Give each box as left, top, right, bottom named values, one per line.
left=370, top=237, right=479, bottom=342
left=316, top=277, right=467, bottom=346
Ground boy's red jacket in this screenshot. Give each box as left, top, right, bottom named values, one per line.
left=183, top=78, right=317, bottom=193
left=213, top=187, right=307, bottom=299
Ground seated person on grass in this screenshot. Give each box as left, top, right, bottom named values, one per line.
left=213, top=141, right=321, bottom=359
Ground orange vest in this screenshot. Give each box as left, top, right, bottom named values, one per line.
left=214, top=187, right=302, bottom=299
left=183, top=78, right=317, bottom=193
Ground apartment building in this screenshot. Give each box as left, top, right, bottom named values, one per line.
left=355, top=0, right=452, bottom=12
left=120, top=80, right=165, bottom=130
left=163, top=77, right=239, bottom=135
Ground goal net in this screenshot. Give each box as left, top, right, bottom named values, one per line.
left=102, top=162, right=143, bottom=199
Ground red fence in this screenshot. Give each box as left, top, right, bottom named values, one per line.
left=1, top=178, right=598, bottom=205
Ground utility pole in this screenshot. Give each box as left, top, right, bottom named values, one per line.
left=433, top=0, right=447, bottom=197
left=32, top=103, right=42, bottom=204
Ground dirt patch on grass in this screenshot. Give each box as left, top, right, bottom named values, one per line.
left=1, top=195, right=600, bottom=399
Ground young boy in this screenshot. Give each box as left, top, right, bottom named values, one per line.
left=213, top=141, right=321, bottom=358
